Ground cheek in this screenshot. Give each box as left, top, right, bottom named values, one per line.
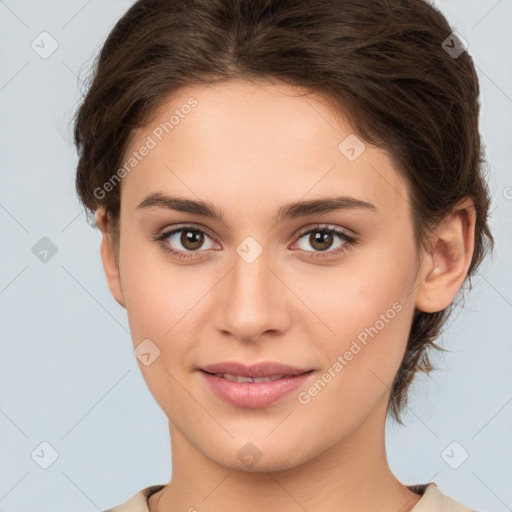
left=298, top=239, right=417, bottom=393
left=118, top=236, right=212, bottom=398
left=294, top=290, right=414, bottom=427
left=122, top=270, right=171, bottom=346
left=119, top=252, right=201, bottom=413
left=118, top=227, right=198, bottom=341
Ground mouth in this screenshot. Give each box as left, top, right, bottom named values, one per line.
left=198, top=361, right=315, bottom=408
left=200, top=360, right=312, bottom=378
left=203, top=372, right=300, bottom=383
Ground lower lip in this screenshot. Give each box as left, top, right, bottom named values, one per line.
left=200, top=370, right=314, bottom=408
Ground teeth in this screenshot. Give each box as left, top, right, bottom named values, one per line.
left=215, top=373, right=287, bottom=383
left=254, top=375, right=285, bottom=382
left=224, top=373, right=254, bottom=383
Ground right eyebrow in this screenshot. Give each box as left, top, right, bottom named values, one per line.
left=137, top=193, right=224, bottom=221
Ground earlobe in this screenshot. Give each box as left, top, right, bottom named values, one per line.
left=96, top=208, right=126, bottom=308
left=415, top=199, right=476, bottom=313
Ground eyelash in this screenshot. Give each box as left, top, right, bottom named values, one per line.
left=153, top=224, right=358, bottom=261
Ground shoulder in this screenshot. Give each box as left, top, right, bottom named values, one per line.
left=102, top=481, right=479, bottom=511
left=409, top=482, right=478, bottom=512
left=103, top=484, right=166, bottom=512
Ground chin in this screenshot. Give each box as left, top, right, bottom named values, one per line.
left=226, top=454, right=306, bottom=474
left=204, top=436, right=315, bottom=474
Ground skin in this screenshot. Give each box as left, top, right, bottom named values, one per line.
left=96, top=77, right=475, bottom=512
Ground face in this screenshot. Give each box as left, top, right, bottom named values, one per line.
left=102, top=78, right=427, bottom=471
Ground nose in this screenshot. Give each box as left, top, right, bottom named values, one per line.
left=212, top=247, right=293, bottom=343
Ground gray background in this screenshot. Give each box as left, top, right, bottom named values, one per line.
left=0, top=1, right=511, bottom=511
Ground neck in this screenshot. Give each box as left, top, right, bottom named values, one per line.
left=150, top=398, right=421, bottom=512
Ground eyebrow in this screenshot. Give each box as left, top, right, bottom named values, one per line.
left=136, top=192, right=378, bottom=223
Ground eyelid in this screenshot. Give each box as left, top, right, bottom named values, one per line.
left=157, top=222, right=218, bottom=242
left=292, top=222, right=356, bottom=240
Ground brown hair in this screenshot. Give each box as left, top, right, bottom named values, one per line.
left=73, top=0, right=493, bottom=424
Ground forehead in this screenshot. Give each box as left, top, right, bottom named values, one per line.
left=120, top=78, right=409, bottom=218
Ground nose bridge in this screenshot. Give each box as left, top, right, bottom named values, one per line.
left=213, top=239, right=290, bottom=340
left=229, top=243, right=273, bottom=312
left=234, top=244, right=268, bottom=293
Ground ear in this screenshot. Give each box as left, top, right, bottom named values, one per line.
left=95, top=207, right=126, bottom=308
left=415, top=198, right=476, bottom=313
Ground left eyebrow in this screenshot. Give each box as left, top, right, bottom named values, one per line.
left=136, top=192, right=378, bottom=223
left=274, top=196, right=378, bottom=224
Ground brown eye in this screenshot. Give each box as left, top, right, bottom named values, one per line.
left=180, top=229, right=205, bottom=250
left=293, top=225, right=357, bottom=259
left=155, top=225, right=217, bottom=258
left=309, top=231, right=334, bottom=251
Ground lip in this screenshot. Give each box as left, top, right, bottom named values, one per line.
left=200, top=361, right=311, bottom=378
left=199, top=361, right=314, bottom=408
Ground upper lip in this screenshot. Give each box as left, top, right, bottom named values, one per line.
left=200, top=361, right=312, bottom=378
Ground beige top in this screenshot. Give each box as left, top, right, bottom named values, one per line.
left=103, top=482, right=476, bottom=511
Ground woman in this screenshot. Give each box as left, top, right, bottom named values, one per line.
left=73, top=0, right=493, bottom=510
